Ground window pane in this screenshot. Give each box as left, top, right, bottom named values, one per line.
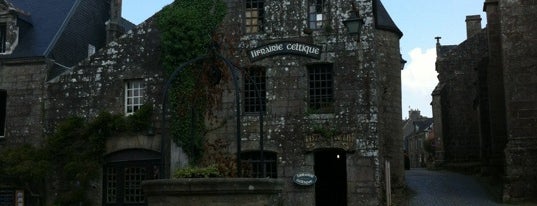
left=245, top=1, right=264, bottom=33
left=125, top=80, right=145, bottom=115
left=105, top=167, right=117, bottom=203
left=241, top=151, right=277, bottom=178
left=308, top=64, right=333, bottom=112
left=124, top=167, right=146, bottom=203
left=243, top=67, right=266, bottom=113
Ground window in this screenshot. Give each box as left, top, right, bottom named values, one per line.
left=308, top=64, right=333, bottom=112
left=241, top=151, right=277, bottom=178
left=0, top=189, right=14, bottom=205
left=123, top=167, right=146, bottom=203
left=245, top=0, right=264, bottom=33
left=104, top=167, right=117, bottom=204
left=0, top=90, right=6, bottom=138
left=308, top=0, right=328, bottom=30
left=244, top=67, right=266, bottom=113
left=125, top=80, right=145, bottom=115
left=103, top=150, right=160, bottom=205
left=0, top=23, right=6, bottom=53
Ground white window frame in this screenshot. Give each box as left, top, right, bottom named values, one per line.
left=124, top=80, right=145, bottom=116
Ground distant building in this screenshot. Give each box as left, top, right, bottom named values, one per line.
left=403, top=110, right=433, bottom=168
left=432, top=0, right=537, bottom=202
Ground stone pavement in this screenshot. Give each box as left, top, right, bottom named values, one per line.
left=405, top=169, right=511, bottom=206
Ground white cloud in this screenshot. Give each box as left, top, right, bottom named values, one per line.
left=401, top=47, right=438, bottom=118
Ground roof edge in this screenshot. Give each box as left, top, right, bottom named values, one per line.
left=374, top=0, right=403, bottom=38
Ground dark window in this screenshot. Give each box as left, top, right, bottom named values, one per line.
left=244, top=67, right=266, bottom=114
left=308, top=64, right=334, bottom=112
left=241, top=151, right=277, bottom=178
left=0, top=24, right=5, bottom=53
left=0, top=190, right=14, bottom=205
left=104, top=167, right=117, bottom=204
left=123, top=167, right=146, bottom=204
left=308, top=0, right=328, bottom=29
left=103, top=159, right=160, bottom=206
left=0, top=90, right=6, bottom=138
left=245, top=0, right=264, bottom=33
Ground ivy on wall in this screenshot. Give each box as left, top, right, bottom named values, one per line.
left=157, top=0, right=227, bottom=163
left=0, top=105, right=153, bottom=205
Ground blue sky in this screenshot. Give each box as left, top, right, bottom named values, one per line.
left=122, top=0, right=487, bottom=119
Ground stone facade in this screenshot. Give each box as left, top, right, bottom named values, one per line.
left=1, top=0, right=404, bottom=205
left=403, top=110, right=433, bottom=168
left=432, top=0, right=537, bottom=202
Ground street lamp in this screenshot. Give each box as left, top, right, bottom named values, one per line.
left=342, top=3, right=364, bottom=37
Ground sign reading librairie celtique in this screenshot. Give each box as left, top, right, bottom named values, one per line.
left=248, top=41, right=322, bottom=62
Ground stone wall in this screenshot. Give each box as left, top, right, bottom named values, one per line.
left=201, top=0, right=402, bottom=205
left=500, top=0, right=537, bottom=202
left=45, top=18, right=164, bottom=126
left=0, top=59, right=48, bottom=146
left=142, top=178, right=285, bottom=206
left=375, top=29, right=404, bottom=190
left=435, top=32, right=487, bottom=164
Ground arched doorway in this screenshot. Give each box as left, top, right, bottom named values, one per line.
left=314, top=149, right=347, bottom=206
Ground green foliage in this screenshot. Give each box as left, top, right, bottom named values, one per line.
left=312, top=124, right=340, bottom=139
left=0, top=144, right=49, bottom=185
left=157, top=0, right=227, bottom=164
left=173, top=165, right=222, bottom=178
left=0, top=106, right=153, bottom=205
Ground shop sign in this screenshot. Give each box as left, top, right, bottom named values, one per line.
left=248, top=41, right=322, bottom=62
left=292, top=172, right=317, bottom=186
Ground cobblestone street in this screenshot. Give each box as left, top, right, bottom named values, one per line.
left=405, top=169, right=512, bottom=206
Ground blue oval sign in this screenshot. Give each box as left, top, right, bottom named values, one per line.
left=293, top=172, right=317, bottom=186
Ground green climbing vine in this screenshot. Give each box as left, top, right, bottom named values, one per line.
left=157, top=0, right=227, bottom=164
left=0, top=106, right=153, bottom=205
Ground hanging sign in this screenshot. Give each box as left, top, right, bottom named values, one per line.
left=292, top=172, right=317, bottom=186
left=248, top=41, right=322, bottom=62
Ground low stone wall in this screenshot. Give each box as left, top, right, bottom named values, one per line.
left=142, top=178, right=285, bottom=206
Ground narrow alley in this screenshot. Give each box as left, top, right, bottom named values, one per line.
left=405, top=169, right=515, bottom=206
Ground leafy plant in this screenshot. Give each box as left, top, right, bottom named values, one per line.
left=0, top=106, right=153, bottom=205
left=312, top=124, right=340, bottom=139
left=173, top=165, right=222, bottom=178
left=157, top=0, right=227, bottom=164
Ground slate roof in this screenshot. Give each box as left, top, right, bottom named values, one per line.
left=4, top=0, right=79, bottom=59
left=374, top=0, right=403, bottom=38
left=2, top=0, right=134, bottom=60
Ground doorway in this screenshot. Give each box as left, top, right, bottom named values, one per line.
left=314, top=149, right=347, bottom=206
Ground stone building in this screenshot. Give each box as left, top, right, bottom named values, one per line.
left=0, top=0, right=132, bottom=204
left=432, top=0, right=537, bottom=202
left=2, top=0, right=405, bottom=205
left=403, top=110, right=433, bottom=168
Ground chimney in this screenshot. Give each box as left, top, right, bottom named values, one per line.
left=465, top=15, right=482, bottom=38
left=106, top=0, right=123, bottom=43
left=435, top=36, right=441, bottom=55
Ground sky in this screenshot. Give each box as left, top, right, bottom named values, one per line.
left=122, top=0, right=487, bottom=119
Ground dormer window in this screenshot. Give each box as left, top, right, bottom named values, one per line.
left=0, top=2, right=21, bottom=55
